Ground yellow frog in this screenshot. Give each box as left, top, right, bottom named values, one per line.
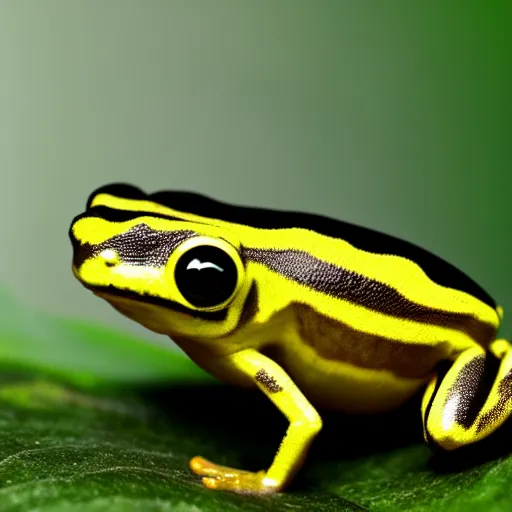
left=69, top=183, right=509, bottom=495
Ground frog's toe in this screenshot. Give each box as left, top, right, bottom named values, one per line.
left=190, top=456, right=248, bottom=478
left=189, top=456, right=277, bottom=495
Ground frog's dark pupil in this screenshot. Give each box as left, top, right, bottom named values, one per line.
left=175, top=245, right=238, bottom=308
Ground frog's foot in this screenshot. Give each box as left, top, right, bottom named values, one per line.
left=422, top=340, right=512, bottom=449
left=189, top=456, right=280, bottom=495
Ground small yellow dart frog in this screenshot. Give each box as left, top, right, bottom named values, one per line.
left=69, top=183, right=509, bottom=495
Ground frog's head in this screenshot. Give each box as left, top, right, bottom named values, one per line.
left=69, top=184, right=253, bottom=344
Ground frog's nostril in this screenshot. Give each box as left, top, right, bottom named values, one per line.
left=99, top=248, right=120, bottom=267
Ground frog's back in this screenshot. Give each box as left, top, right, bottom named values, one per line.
left=142, top=187, right=496, bottom=308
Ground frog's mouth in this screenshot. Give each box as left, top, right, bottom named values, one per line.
left=86, top=284, right=228, bottom=321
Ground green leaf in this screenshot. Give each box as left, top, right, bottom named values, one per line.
left=2, top=287, right=512, bottom=511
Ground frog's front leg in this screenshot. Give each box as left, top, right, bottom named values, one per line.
left=189, top=348, right=322, bottom=495
left=422, top=339, right=512, bottom=450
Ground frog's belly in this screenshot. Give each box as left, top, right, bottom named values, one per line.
left=279, top=304, right=458, bottom=413
left=275, top=343, right=430, bottom=413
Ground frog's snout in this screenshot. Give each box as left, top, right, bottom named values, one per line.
left=72, top=240, right=121, bottom=271
left=70, top=238, right=92, bottom=270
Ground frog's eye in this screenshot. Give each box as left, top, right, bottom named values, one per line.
left=173, top=238, right=243, bottom=309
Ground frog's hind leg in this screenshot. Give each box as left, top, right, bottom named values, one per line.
left=421, top=339, right=512, bottom=450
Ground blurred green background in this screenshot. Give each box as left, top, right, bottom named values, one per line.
left=0, top=2, right=510, bottom=346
